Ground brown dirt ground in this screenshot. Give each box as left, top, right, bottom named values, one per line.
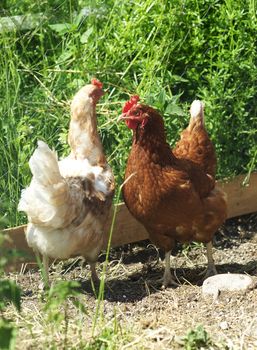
left=5, top=213, right=257, bottom=349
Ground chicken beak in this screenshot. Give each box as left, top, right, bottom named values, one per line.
left=117, top=113, right=128, bottom=122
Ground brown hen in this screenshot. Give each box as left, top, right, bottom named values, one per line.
left=119, top=97, right=227, bottom=287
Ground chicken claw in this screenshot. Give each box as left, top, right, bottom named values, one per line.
left=201, top=241, right=217, bottom=279
left=161, top=251, right=179, bottom=288
left=90, top=262, right=100, bottom=283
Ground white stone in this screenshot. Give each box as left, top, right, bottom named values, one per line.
left=219, top=321, right=229, bottom=330
left=202, top=273, right=254, bottom=297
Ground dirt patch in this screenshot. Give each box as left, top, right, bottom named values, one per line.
left=5, top=213, right=257, bottom=349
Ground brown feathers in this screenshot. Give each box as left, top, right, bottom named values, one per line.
left=122, top=101, right=227, bottom=252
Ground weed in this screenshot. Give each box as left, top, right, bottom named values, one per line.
left=182, top=324, right=212, bottom=350
left=92, top=184, right=121, bottom=334
left=0, top=216, right=21, bottom=350
left=44, top=280, right=87, bottom=348
left=0, top=0, right=256, bottom=227
left=87, top=321, right=124, bottom=350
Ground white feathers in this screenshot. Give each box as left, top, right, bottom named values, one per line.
left=18, top=139, right=112, bottom=259
left=29, top=141, right=62, bottom=186
left=25, top=213, right=103, bottom=260
left=58, top=158, right=112, bottom=195
left=18, top=83, right=114, bottom=264
left=190, top=100, right=204, bottom=120
left=70, top=85, right=94, bottom=119
left=68, top=119, right=103, bottom=161
left=18, top=140, right=112, bottom=225
left=18, top=141, right=76, bottom=228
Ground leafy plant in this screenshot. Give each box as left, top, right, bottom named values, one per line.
left=0, top=230, right=21, bottom=350
left=1, top=0, right=256, bottom=227
left=0, top=319, right=17, bottom=350
left=86, top=322, right=123, bottom=350
left=45, top=280, right=86, bottom=321
left=183, top=325, right=212, bottom=350
left=44, top=280, right=87, bottom=348
left=0, top=280, right=21, bottom=313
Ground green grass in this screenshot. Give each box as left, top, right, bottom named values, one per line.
left=0, top=0, right=256, bottom=228
left=3, top=2, right=256, bottom=347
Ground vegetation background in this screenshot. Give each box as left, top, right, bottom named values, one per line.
left=0, top=0, right=256, bottom=227
left=1, top=2, right=257, bottom=349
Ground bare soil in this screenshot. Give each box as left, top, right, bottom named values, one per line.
left=6, top=213, right=257, bottom=349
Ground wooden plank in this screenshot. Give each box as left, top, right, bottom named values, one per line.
left=0, top=8, right=100, bottom=33
left=104, top=203, right=148, bottom=248
left=0, top=13, right=46, bottom=32
left=2, top=173, right=257, bottom=268
left=2, top=203, right=148, bottom=258
left=217, top=173, right=257, bottom=218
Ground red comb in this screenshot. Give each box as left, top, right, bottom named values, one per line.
left=91, top=78, right=103, bottom=89
left=122, top=95, right=140, bottom=113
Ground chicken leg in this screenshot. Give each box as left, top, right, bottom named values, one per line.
left=203, top=241, right=217, bottom=279
left=42, top=254, right=50, bottom=288
left=162, top=251, right=179, bottom=288
left=90, top=262, right=100, bottom=283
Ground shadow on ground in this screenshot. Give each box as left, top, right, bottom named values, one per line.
left=77, top=257, right=257, bottom=303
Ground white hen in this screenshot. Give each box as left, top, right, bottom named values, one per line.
left=18, top=79, right=115, bottom=285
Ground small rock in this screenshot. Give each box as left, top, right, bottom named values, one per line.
left=202, top=273, right=254, bottom=297
left=219, top=321, right=229, bottom=330
left=21, top=289, right=33, bottom=297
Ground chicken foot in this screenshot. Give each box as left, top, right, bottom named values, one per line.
left=43, top=254, right=50, bottom=287
left=90, top=262, right=100, bottom=283
left=161, top=251, right=179, bottom=288
left=202, top=241, right=217, bottom=279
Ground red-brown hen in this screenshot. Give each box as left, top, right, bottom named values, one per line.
left=119, top=97, right=227, bottom=287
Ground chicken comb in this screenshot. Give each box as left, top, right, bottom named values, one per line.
left=122, top=95, right=140, bottom=113
left=91, top=78, right=103, bottom=89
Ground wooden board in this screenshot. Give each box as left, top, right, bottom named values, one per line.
left=0, top=8, right=99, bottom=33
left=2, top=173, right=257, bottom=269
left=217, top=173, right=257, bottom=218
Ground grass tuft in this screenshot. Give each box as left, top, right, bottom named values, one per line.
left=1, top=0, right=256, bottom=227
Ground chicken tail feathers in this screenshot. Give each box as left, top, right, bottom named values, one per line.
left=29, top=141, right=63, bottom=186
left=18, top=141, right=74, bottom=228
left=189, top=100, right=204, bottom=130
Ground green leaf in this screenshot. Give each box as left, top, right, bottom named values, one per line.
left=80, top=27, right=94, bottom=43
left=157, top=89, right=166, bottom=107
left=165, top=103, right=185, bottom=116
left=49, top=23, right=73, bottom=35
left=0, top=319, right=17, bottom=350
left=44, top=281, right=86, bottom=324
left=183, top=325, right=211, bottom=349
left=45, top=281, right=83, bottom=312
left=171, top=74, right=189, bottom=83
left=58, top=50, right=74, bottom=63
left=0, top=280, right=21, bottom=312
left=74, top=12, right=84, bottom=26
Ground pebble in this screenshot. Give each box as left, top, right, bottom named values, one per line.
left=202, top=273, right=254, bottom=298
left=219, top=321, right=229, bottom=330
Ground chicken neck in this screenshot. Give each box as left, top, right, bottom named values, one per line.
left=132, top=126, right=177, bottom=167
left=68, top=104, right=107, bottom=166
